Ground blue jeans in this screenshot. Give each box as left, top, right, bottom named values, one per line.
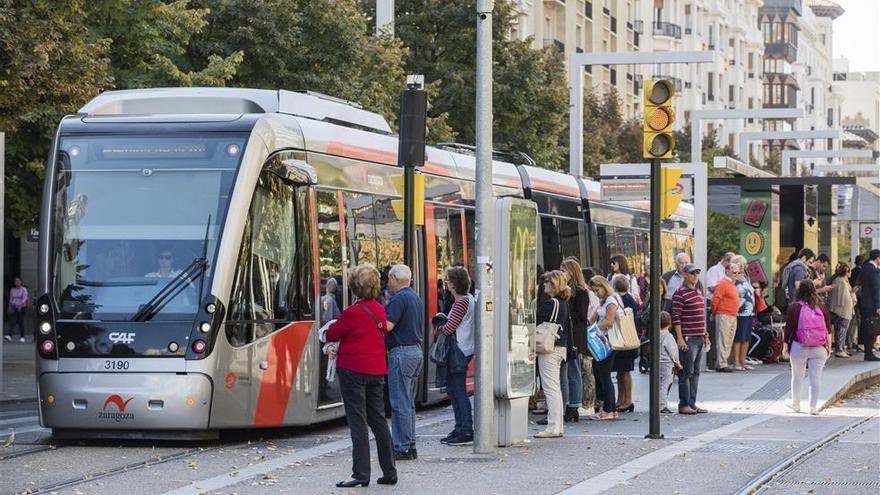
left=678, top=335, right=705, bottom=408
left=388, top=345, right=423, bottom=451
left=446, top=363, right=473, bottom=435
left=566, top=355, right=584, bottom=407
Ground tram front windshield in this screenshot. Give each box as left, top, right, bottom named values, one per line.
left=52, top=134, right=245, bottom=321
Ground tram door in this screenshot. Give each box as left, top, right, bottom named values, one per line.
left=315, top=191, right=406, bottom=406
left=219, top=157, right=316, bottom=428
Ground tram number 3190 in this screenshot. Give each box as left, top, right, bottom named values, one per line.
left=104, top=360, right=131, bottom=371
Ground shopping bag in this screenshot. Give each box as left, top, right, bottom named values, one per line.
left=586, top=323, right=612, bottom=362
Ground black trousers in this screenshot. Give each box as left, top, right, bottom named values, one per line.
left=339, top=368, right=396, bottom=481
left=858, top=308, right=878, bottom=349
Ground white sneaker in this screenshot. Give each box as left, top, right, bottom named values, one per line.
left=746, top=358, right=760, bottom=365
left=19, top=337, right=26, bottom=343
left=743, top=364, right=754, bottom=371
left=3, top=335, right=10, bottom=342
left=785, top=400, right=801, bottom=413
left=578, top=406, right=594, bottom=417
left=809, top=408, right=819, bottom=416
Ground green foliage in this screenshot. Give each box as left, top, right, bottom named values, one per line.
left=87, top=0, right=241, bottom=88
left=580, top=88, right=644, bottom=176
left=395, top=0, right=568, bottom=167
left=0, top=1, right=113, bottom=234
left=707, top=210, right=740, bottom=266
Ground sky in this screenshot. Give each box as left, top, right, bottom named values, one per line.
left=832, top=0, right=880, bottom=72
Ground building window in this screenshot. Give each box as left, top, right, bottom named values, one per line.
left=708, top=72, right=714, bottom=101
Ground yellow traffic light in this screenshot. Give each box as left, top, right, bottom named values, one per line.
left=643, top=80, right=676, bottom=160
left=391, top=172, right=425, bottom=225
left=660, top=167, right=683, bottom=219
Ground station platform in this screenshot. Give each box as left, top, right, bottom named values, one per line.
left=162, top=354, right=879, bottom=495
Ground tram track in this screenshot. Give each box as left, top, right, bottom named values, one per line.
left=16, top=422, right=345, bottom=495
left=0, top=444, right=57, bottom=461
left=735, top=413, right=878, bottom=495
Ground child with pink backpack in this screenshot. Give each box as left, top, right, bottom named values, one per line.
left=782, top=281, right=832, bottom=415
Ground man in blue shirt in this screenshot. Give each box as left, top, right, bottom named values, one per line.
left=384, top=264, right=424, bottom=460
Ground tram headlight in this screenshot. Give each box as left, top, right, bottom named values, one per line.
left=192, top=339, right=207, bottom=354
left=199, top=322, right=212, bottom=333
left=39, top=303, right=50, bottom=315
left=39, top=322, right=52, bottom=335
left=205, top=303, right=216, bottom=314
left=40, top=340, right=56, bottom=355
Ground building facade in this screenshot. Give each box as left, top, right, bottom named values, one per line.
left=511, top=0, right=643, bottom=119
left=833, top=59, right=880, bottom=153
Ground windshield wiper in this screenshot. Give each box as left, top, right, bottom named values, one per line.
left=131, top=257, right=207, bottom=322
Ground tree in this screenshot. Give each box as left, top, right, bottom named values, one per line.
left=189, top=0, right=428, bottom=135
left=395, top=0, right=568, bottom=167
left=579, top=88, right=644, bottom=176
left=0, top=1, right=113, bottom=234
left=86, top=0, right=242, bottom=88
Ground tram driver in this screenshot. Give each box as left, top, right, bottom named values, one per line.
left=145, top=249, right=183, bottom=278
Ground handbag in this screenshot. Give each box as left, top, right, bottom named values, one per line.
left=429, top=331, right=450, bottom=364
left=586, top=323, right=612, bottom=361
left=535, top=298, right=561, bottom=354
left=608, top=295, right=641, bottom=351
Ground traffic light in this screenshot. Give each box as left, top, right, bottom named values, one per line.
left=660, top=167, right=683, bottom=219
left=643, top=80, right=675, bottom=160
left=391, top=172, right=425, bottom=225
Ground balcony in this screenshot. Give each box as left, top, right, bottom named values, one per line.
left=761, top=0, right=803, bottom=16
left=653, top=21, right=682, bottom=39
left=765, top=42, right=797, bottom=63
left=543, top=38, right=565, bottom=53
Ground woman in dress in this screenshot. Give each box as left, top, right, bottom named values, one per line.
left=611, top=274, right=639, bottom=412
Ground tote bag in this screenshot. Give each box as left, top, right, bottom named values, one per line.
left=608, top=295, right=641, bottom=351
left=535, top=298, right=561, bottom=354
left=586, top=323, right=612, bottom=361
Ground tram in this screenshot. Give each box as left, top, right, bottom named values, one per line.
left=36, top=88, right=693, bottom=438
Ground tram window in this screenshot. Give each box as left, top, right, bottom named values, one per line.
left=594, top=225, right=610, bottom=274
left=226, top=172, right=296, bottom=346
left=374, top=195, right=404, bottom=304
left=317, top=191, right=344, bottom=321
left=559, top=219, right=583, bottom=263
left=434, top=207, right=466, bottom=313
left=294, top=188, right=315, bottom=318
left=343, top=193, right=379, bottom=274
left=540, top=216, right=561, bottom=271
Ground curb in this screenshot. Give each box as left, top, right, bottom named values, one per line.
left=819, top=364, right=880, bottom=412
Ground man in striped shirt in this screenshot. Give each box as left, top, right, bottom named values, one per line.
left=671, top=264, right=711, bottom=415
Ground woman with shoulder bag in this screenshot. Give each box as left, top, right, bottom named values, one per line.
left=611, top=274, right=639, bottom=413
left=784, top=281, right=832, bottom=415
left=436, top=266, right=476, bottom=446
left=534, top=270, right=571, bottom=438
left=323, top=264, right=397, bottom=488
left=588, top=276, right=619, bottom=420
left=561, top=258, right=589, bottom=422
left=829, top=263, right=855, bottom=358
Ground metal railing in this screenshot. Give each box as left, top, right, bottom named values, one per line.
left=653, top=21, right=682, bottom=39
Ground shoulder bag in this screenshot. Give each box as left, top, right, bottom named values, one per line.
left=586, top=323, right=612, bottom=361
left=535, top=298, right=561, bottom=354
left=608, top=295, right=641, bottom=351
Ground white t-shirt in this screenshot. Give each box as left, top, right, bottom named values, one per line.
left=705, top=262, right=726, bottom=300
left=597, top=296, right=620, bottom=324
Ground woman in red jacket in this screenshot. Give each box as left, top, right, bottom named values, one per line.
left=325, top=264, right=397, bottom=488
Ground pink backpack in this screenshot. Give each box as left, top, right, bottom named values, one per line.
left=796, top=303, right=828, bottom=347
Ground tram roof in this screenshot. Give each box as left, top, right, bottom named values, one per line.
left=78, top=88, right=393, bottom=135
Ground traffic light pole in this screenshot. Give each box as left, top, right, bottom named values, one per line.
left=647, top=158, right=663, bottom=439
left=397, top=86, right=427, bottom=268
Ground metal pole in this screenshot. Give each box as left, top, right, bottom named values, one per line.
left=398, top=86, right=427, bottom=268
left=1, top=132, right=5, bottom=393
left=474, top=0, right=495, bottom=454
left=376, top=0, right=395, bottom=36
left=647, top=158, right=663, bottom=439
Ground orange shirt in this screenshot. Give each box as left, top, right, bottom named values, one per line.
left=712, top=278, right=739, bottom=317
